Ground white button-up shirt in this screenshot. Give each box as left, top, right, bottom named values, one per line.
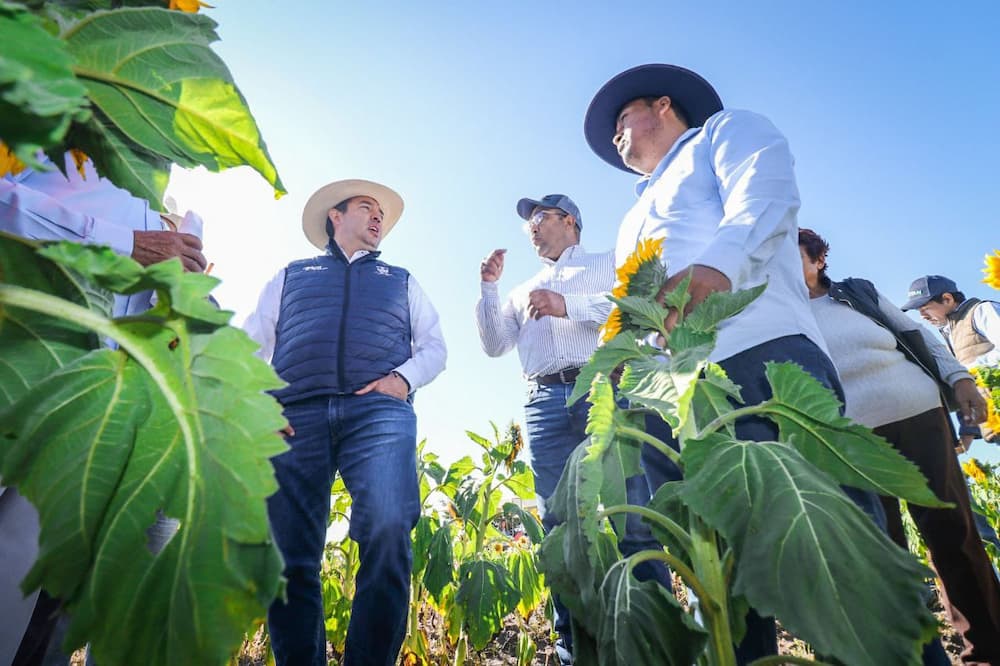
left=243, top=246, right=447, bottom=391
left=616, top=109, right=826, bottom=362
left=475, top=244, right=613, bottom=379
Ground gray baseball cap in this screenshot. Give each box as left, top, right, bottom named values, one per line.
left=901, top=275, right=959, bottom=311
left=516, top=194, right=582, bottom=230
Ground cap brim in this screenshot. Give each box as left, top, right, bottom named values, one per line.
left=901, top=295, right=932, bottom=311
left=584, top=64, right=723, bottom=173
left=301, top=179, right=404, bottom=250
left=516, top=198, right=545, bottom=221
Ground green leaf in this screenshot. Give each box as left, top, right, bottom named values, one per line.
left=569, top=334, right=645, bottom=406
left=0, top=234, right=104, bottom=408
left=411, top=515, right=434, bottom=575
left=609, top=294, right=669, bottom=335
left=598, top=560, right=708, bottom=666
left=455, top=559, right=520, bottom=650
left=659, top=273, right=692, bottom=314
left=664, top=321, right=715, bottom=353
left=423, top=523, right=455, bottom=603
left=681, top=434, right=936, bottom=666
left=762, top=362, right=948, bottom=507
left=62, top=7, right=285, bottom=204
left=542, top=444, right=621, bottom=636
left=599, top=435, right=643, bottom=537
left=690, top=362, right=742, bottom=435
left=0, top=2, right=90, bottom=164
left=507, top=548, right=544, bottom=618
left=682, top=283, right=767, bottom=332
left=618, top=355, right=705, bottom=431
left=585, top=376, right=618, bottom=454
left=502, top=502, right=544, bottom=545
left=502, top=459, right=535, bottom=500
left=0, top=237, right=287, bottom=666
left=439, top=455, right=476, bottom=499
left=645, top=482, right=692, bottom=567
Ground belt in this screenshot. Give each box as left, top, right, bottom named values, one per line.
left=533, top=367, right=581, bottom=385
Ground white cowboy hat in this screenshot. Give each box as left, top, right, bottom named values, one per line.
left=301, top=179, right=404, bottom=250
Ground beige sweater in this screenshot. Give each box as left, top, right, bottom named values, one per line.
left=811, top=295, right=942, bottom=428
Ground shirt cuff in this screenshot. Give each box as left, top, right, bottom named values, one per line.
left=480, top=281, right=500, bottom=297
left=91, top=222, right=135, bottom=257
left=564, top=294, right=589, bottom=321
left=947, top=370, right=974, bottom=386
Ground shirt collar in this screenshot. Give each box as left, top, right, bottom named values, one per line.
left=634, top=126, right=702, bottom=197
left=326, top=242, right=375, bottom=263
left=540, top=243, right=584, bottom=266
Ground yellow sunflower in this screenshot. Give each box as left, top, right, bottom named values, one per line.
left=169, top=0, right=213, bottom=12
left=0, top=141, right=26, bottom=178
left=983, top=250, right=1000, bottom=291
left=600, top=307, right=623, bottom=343
left=985, top=400, right=1000, bottom=435
left=612, top=237, right=664, bottom=298
left=962, top=458, right=987, bottom=484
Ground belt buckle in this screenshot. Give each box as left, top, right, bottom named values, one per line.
left=559, top=368, right=572, bottom=384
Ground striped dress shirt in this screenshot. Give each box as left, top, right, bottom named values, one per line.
left=475, top=244, right=614, bottom=380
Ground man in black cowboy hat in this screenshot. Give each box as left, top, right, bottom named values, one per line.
left=584, top=64, right=888, bottom=664
left=243, top=179, right=447, bottom=666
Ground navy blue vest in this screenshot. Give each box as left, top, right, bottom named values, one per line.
left=271, top=249, right=411, bottom=404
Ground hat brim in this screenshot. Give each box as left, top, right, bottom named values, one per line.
left=584, top=64, right=723, bottom=173
left=301, top=179, right=404, bottom=250
left=901, top=295, right=932, bottom=311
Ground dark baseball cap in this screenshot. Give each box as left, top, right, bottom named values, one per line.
left=901, top=275, right=959, bottom=311
left=516, top=194, right=582, bottom=230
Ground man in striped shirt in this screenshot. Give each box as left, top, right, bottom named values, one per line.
left=475, top=193, right=667, bottom=665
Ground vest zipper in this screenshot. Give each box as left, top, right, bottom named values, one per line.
left=338, top=261, right=353, bottom=393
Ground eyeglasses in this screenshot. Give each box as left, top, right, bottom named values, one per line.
left=526, top=210, right=567, bottom=230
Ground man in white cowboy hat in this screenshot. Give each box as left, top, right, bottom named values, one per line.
left=475, top=193, right=670, bottom=665
left=583, top=64, right=897, bottom=664
left=243, top=179, right=446, bottom=666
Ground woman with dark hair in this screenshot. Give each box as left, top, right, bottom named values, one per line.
left=799, top=228, right=1000, bottom=663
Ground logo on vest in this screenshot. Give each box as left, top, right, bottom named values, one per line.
left=303, top=265, right=327, bottom=272
left=376, top=266, right=391, bottom=276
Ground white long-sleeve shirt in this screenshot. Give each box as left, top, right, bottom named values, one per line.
left=242, top=248, right=446, bottom=391
left=475, top=244, right=613, bottom=379
left=617, top=109, right=826, bottom=362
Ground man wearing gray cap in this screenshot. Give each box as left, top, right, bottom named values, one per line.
left=475, top=193, right=667, bottom=665
left=243, top=179, right=447, bottom=666
left=903, top=274, right=1000, bottom=445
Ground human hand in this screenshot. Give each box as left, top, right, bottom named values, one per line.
left=527, top=289, right=567, bottom=319
left=132, top=230, right=207, bottom=272
left=355, top=372, right=410, bottom=400
left=954, top=377, right=987, bottom=426
left=956, top=434, right=975, bottom=453
left=656, top=264, right=732, bottom=332
left=480, top=249, right=506, bottom=282
left=279, top=424, right=295, bottom=438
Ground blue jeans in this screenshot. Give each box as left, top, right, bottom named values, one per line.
left=267, top=393, right=420, bottom=666
left=641, top=335, right=891, bottom=665
left=524, top=382, right=671, bottom=654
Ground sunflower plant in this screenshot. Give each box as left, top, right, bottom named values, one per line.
left=538, top=238, right=950, bottom=666
left=962, top=458, right=1000, bottom=566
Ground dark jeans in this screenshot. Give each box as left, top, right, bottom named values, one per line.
left=640, top=334, right=891, bottom=665
left=267, top=393, right=420, bottom=666
left=878, top=407, right=1000, bottom=664
left=524, top=381, right=671, bottom=654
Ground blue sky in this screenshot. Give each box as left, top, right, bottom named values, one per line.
left=167, top=1, right=1000, bottom=464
